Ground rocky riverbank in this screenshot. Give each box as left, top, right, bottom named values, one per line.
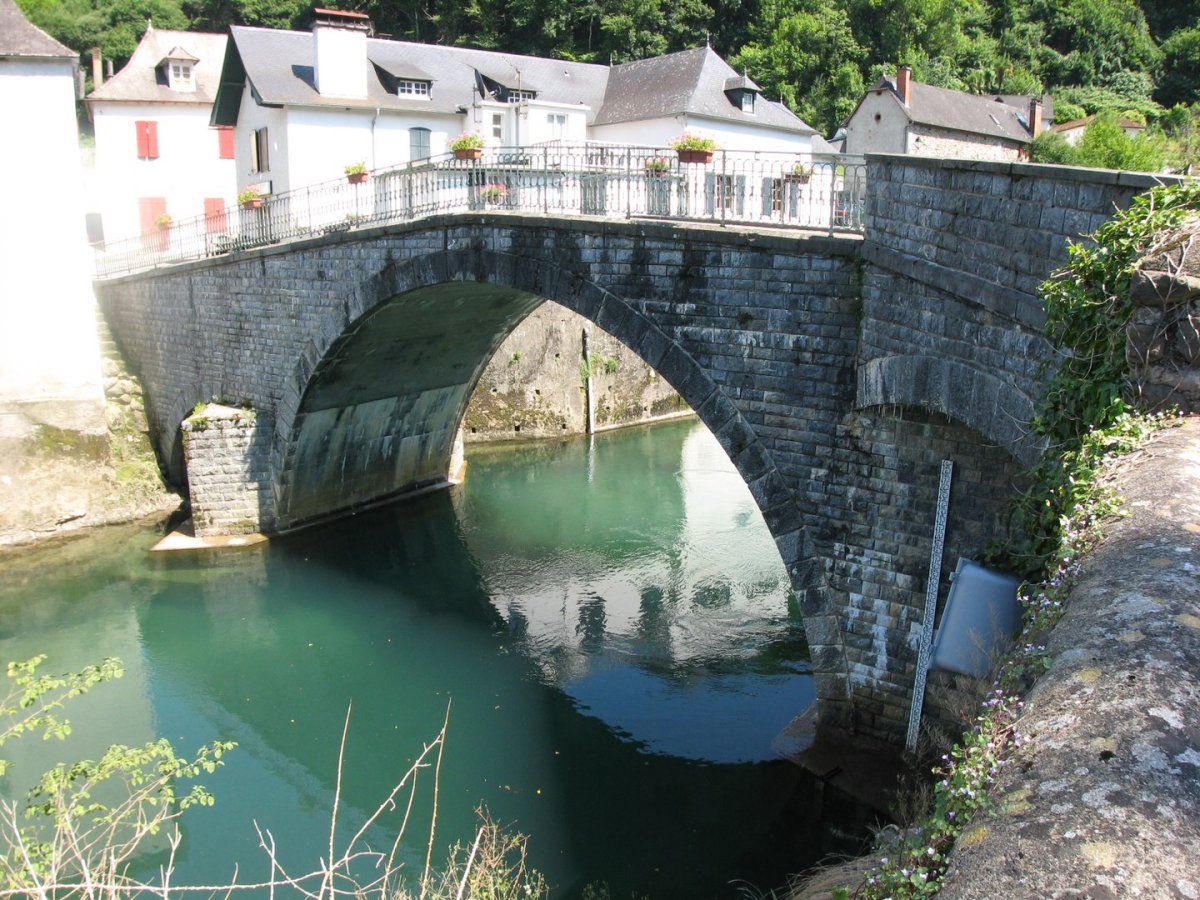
left=0, top=330, right=179, bottom=549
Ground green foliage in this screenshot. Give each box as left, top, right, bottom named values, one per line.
left=1073, top=113, right=1165, bottom=170
left=1158, top=27, right=1200, bottom=108
left=989, top=181, right=1200, bottom=576
left=1029, top=130, right=1079, bottom=163
left=0, top=656, right=124, bottom=778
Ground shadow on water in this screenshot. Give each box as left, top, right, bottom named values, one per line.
left=0, top=420, right=881, bottom=898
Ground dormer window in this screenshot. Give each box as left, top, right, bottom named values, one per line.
left=396, top=79, right=430, bottom=97
left=724, top=73, right=760, bottom=116
left=159, top=47, right=199, bottom=93
left=170, top=62, right=193, bottom=90
left=506, top=89, right=536, bottom=103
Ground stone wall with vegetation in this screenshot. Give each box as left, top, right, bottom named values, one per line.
left=463, top=301, right=688, bottom=442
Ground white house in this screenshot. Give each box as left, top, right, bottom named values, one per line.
left=843, top=65, right=1052, bottom=161
left=1051, top=114, right=1145, bottom=146
left=88, top=27, right=235, bottom=245
left=0, top=0, right=105, bottom=440
left=209, top=9, right=819, bottom=197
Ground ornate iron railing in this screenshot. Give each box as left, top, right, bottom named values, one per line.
left=94, top=144, right=867, bottom=278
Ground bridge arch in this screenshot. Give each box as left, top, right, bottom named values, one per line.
left=267, top=246, right=850, bottom=726
left=855, top=355, right=1046, bottom=467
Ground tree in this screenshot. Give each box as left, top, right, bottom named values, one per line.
left=1073, top=113, right=1166, bottom=170
left=730, top=0, right=867, bottom=134
left=1158, top=27, right=1200, bottom=108
left=1034, top=0, right=1162, bottom=86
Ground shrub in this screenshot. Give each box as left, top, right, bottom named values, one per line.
left=668, top=132, right=718, bottom=152
left=449, top=132, right=486, bottom=152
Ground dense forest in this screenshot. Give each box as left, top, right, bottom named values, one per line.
left=17, top=0, right=1200, bottom=168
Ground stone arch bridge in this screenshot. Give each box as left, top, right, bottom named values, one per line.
left=95, top=155, right=1171, bottom=744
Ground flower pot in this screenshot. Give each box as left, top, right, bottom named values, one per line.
left=454, top=148, right=484, bottom=161
left=645, top=167, right=669, bottom=177
left=676, top=149, right=714, bottom=164
left=156, top=222, right=171, bottom=231
left=241, top=197, right=264, bottom=210
left=783, top=173, right=811, bottom=184
left=347, top=171, right=368, bottom=184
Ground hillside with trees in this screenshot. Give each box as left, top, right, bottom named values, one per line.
left=19, top=0, right=1200, bottom=170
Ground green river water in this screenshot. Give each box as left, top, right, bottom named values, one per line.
left=0, top=419, right=874, bottom=897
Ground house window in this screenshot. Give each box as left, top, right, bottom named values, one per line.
left=769, top=178, right=783, bottom=212
left=409, top=126, right=430, bottom=161
left=740, top=91, right=754, bottom=113
left=169, top=62, right=193, bottom=90
left=135, top=120, right=159, bottom=159
left=249, top=127, right=269, bottom=173
left=547, top=113, right=567, bottom=139
left=138, top=196, right=166, bottom=248
left=396, top=80, right=430, bottom=97
left=506, top=90, right=535, bottom=103
left=491, top=113, right=503, bottom=140
left=217, top=126, right=235, bottom=160
left=203, top=197, right=227, bottom=233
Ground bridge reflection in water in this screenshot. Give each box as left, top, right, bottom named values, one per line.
left=0, top=418, right=874, bottom=898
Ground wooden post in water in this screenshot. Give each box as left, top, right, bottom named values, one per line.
left=582, top=328, right=595, bottom=434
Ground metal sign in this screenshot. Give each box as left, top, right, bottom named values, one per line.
left=906, top=459, right=954, bottom=754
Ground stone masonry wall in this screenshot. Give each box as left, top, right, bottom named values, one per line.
left=463, top=300, right=686, bottom=442
left=181, top=406, right=272, bottom=536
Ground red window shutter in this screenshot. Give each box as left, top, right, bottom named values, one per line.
left=135, top=121, right=149, bottom=158
left=217, top=127, right=235, bottom=160
left=138, top=197, right=167, bottom=249
left=145, top=121, right=159, bottom=159
left=204, top=197, right=228, bottom=233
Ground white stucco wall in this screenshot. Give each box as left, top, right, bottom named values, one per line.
left=93, top=100, right=236, bottom=241
left=591, top=114, right=811, bottom=157
left=0, top=58, right=104, bottom=437
left=234, top=87, right=288, bottom=193
left=843, top=90, right=908, bottom=156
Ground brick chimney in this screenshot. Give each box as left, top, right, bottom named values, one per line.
left=311, top=7, right=372, bottom=99
left=91, top=48, right=103, bottom=87
left=896, top=64, right=912, bottom=105
left=1028, top=97, right=1044, bottom=136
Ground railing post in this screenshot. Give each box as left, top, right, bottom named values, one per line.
left=720, top=151, right=727, bottom=226
left=829, top=161, right=837, bottom=236
left=628, top=148, right=638, bottom=220
left=544, top=146, right=550, bottom=216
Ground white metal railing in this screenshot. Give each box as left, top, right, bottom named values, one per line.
left=93, top=145, right=867, bottom=278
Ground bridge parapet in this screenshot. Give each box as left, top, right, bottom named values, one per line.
left=93, top=144, right=867, bottom=278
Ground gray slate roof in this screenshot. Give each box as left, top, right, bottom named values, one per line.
left=595, top=46, right=814, bottom=134
left=223, top=26, right=607, bottom=119
left=214, top=29, right=817, bottom=136
left=89, top=27, right=226, bottom=105
left=859, top=76, right=1041, bottom=144
left=0, top=0, right=76, bottom=59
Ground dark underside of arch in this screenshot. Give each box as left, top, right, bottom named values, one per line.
left=277, top=282, right=543, bottom=529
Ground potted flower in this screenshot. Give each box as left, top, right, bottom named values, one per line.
left=449, top=132, right=486, bottom=161
left=785, top=163, right=813, bottom=184
left=479, top=183, right=510, bottom=205
left=644, top=157, right=671, bottom=176
left=238, top=187, right=264, bottom=210
left=669, top=133, right=718, bottom=164
left=154, top=212, right=173, bottom=231
left=345, top=162, right=368, bottom=184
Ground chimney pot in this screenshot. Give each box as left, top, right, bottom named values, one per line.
left=91, top=47, right=103, bottom=87
left=896, top=64, right=912, bottom=105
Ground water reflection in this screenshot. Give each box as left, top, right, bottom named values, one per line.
left=0, top=420, right=867, bottom=898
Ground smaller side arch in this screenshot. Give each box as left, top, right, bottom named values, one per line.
left=856, top=355, right=1046, bottom=466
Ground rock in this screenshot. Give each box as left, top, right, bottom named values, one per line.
left=1129, top=270, right=1200, bottom=308
left=1125, top=308, right=1168, bottom=367
left=1174, top=312, right=1200, bottom=366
